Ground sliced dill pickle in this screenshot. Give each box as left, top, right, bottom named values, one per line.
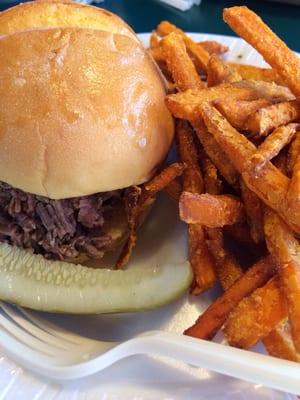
left=0, top=243, right=192, bottom=314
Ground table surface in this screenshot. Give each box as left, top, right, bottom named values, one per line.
left=0, top=0, right=299, bottom=51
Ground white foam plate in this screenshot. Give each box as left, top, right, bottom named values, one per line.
left=0, top=33, right=297, bottom=400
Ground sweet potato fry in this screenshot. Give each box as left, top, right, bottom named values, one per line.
left=199, top=103, right=300, bottom=234
left=200, top=40, right=228, bottom=56
left=148, top=46, right=165, bottom=63
left=176, top=121, right=216, bottom=294
left=263, top=320, right=300, bottom=362
left=193, top=121, right=239, bottom=188
left=163, top=179, right=182, bottom=201
left=264, top=209, right=300, bottom=352
left=286, top=153, right=300, bottom=227
left=240, top=179, right=264, bottom=243
left=245, top=101, right=300, bottom=137
left=150, top=30, right=160, bottom=48
left=287, top=132, right=300, bottom=177
left=224, top=275, right=287, bottom=348
left=144, top=163, right=185, bottom=196
left=116, top=164, right=185, bottom=269
left=166, top=81, right=292, bottom=121
left=157, top=21, right=210, bottom=72
left=161, top=32, right=203, bottom=91
left=201, top=154, right=223, bottom=195
left=184, top=255, right=276, bottom=340
left=180, top=191, right=244, bottom=227
left=248, top=123, right=299, bottom=172
left=214, top=98, right=271, bottom=131
left=207, top=54, right=241, bottom=87
left=223, top=6, right=300, bottom=96
left=228, top=63, right=284, bottom=85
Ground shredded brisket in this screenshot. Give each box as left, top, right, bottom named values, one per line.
left=0, top=182, right=123, bottom=261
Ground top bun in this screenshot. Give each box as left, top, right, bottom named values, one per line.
left=0, top=0, right=138, bottom=40
left=0, top=3, right=174, bottom=199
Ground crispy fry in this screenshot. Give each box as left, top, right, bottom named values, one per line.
left=201, top=154, right=223, bottom=195
left=224, top=275, right=287, bottom=348
left=287, top=132, right=300, bottom=177
left=161, top=32, right=203, bottom=91
left=193, top=121, right=239, bottom=188
left=286, top=153, right=300, bottom=226
left=240, top=179, right=264, bottom=243
left=207, top=54, right=241, bottom=87
left=185, top=255, right=276, bottom=340
left=248, top=124, right=299, bottom=172
left=200, top=40, right=228, bottom=56
left=157, top=21, right=210, bottom=72
left=263, top=320, right=300, bottom=362
left=214, top=98, right=271, bottom=131
left=163, top=179, right=182, bottom=201
left=199, top=103, right=300, bottom=234
left=207, top=54, right=242, bottom=86
left=264, top=209, right=300, bottom=352
left=223, top=6, right=300, bottom=96
left=176, top=121, right=216, bottom=294
left=116, top=164, right=185, bottom=269
left=206, top=227, right=243, bottom=290
left=150, top=30, right=160, bottom=48
left=115, top=186, right=142, bottom=269
left=148, top=46, right=165, bottom=63
left=245, top=101, right=300, bottom=137
left=166, top=81, right=292, bottom=121
left=228, top=63, right=284, bottom=85
left=180, top=192, right=244, bottom=227
left=144, top=163, right=185, bottom=196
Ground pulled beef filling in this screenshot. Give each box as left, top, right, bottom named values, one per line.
left=0, top=182, right=123, bottom=261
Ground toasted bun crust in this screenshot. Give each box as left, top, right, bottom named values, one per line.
left=0, top=27, right=174, bottom=199
left=0, top=0, right=137, bottom=41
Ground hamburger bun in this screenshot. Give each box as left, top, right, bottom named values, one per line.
left=0, top=27, right=174, bottom=199
left=0, top=0, right=137, bottom=40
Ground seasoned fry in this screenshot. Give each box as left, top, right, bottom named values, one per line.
left=199, top=103, right=300, bottom=234
left=176, top=121, right=216, bottom=294
left=150, top=30, right=160, bottom=48
left=161, top=32, right=203, bottom=91
left=223, top=6, right=300, bottom=96
left=240, top=179, right=264, bottom=243
left=264, top=209, right=300, bottom=352
left=224, top=276, right=287, bottom=348
left=286, top=153, right=300, bottom=227
left=263, top=320, right=300, bottom=362
left=248, top=123, right=299, bottom=171
left=201, top=154, right=223, bottom=195
left=116, top=164, right=185, bottom=269
left=157, top=20, right=210, bottom=72
left=163, top=179, right=182, bottom=201
left=180, top=191, right=244, bottom=227
left=287, top=132, right=300, bottom=176
left=214, top=98, right=271, bottom=131
left=184, top=255, right=276, bottom=340
left=193, top=121, right=239, bottom=188
left=200, top=40, right=228, bottom=56
left=148, top=46, right=165, bottom=62
left=166, top=80, right=293, bottom=121
left=144, top=163, right=185, bottom=196
left=207, top=54, right=241, bottom=87
left=115, top=186, right=142, bottom=269
left=228, top=63, right=284, bottom=85
left=245, top=101, right=300, bottom=137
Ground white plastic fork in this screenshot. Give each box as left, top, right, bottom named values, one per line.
left=0, top=302, right=299, bottom=395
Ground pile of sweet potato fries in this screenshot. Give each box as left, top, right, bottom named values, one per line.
left=150, top=6, right=300, bottom=362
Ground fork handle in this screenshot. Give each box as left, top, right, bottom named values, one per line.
left=117, top=331, right=300, bottom=395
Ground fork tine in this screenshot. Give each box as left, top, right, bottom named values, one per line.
left=1, top=303, right=72, bottom=351
left=0, top=306, right=57, bottom=356
left=17, top=307, right=88, bottom=345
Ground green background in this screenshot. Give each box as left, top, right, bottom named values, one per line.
left=0, top=0, right=299, bottom=51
